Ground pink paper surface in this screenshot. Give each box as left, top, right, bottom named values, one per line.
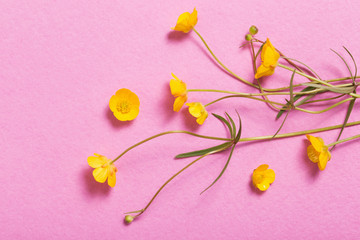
left=1, top=1, right=360, bottom=239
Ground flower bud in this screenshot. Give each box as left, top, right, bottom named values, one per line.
left=124, top=215, right=134, bottom=224
left=245, top=34, right=252, bottom=41
left=249, top=25, right=258, bottom=35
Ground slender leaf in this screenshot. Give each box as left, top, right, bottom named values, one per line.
left=225, top=112, right=236, bottom=138
left=234, top=111, right=242, bottom=143
left=302, top=83, right=355, bottom=94
left=212, top=113, right=233, bottom=138
left=276, top=86, right=316, bottom=119
left=175, top=142, right=232, bottom=159
left=200, top=144, right=236, bottom=194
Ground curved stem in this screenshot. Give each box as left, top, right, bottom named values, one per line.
left=192, top=28, right=259, bottom=89
left=327, top=134, right=360, bottom=147
left=294, top=98, right=354, bottom=114
left=132, top=147, right=228, bottom=219
left=188, top=88, right=323, bottom=96
left=278, top=63, right=335, bottom=87
left=111, top=131, right=231, bottom=163
left=238, top=120, right=360, bottom=142
left=204, top=94, right=285, bottom=107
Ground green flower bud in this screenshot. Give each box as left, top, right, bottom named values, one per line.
left=125, top=215, right=134, bottom=224
left=245, top=34, right=252, bottom=41
left=249, top=25, right=258, bottom=35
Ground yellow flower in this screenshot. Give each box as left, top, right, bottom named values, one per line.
left=255, top=38, right=280, bottom=79
left=87, top=153, right=117, bottom=187
left=171, top=8, right=198, bottom=33
left=186, top=102, right=208, bottom=125
left=252, top=164, right=275, bottom=191
left=109, top=88, right=140, bottom=121
left=170, top=73, right=188, bottom=112
left=306, top=134, right=331, bottom=170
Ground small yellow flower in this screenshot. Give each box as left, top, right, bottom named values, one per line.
left=170, top=73, right=188, bottom=112
left=186, top=102, right=208, bottom=125
left=109, top=88, right=140, bottom=121
left=252, top=164, right=275, bottom=191
left=87, top=154, right=118, bottom=187
left=171, top=8, right=198, bottom=33
left=255, top=38, right=280, bottom=79
left=306, top=134, right=331, bottom=170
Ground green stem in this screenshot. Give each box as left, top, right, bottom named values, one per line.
left=239, top=120, right=360, bottom=142
left=204, top=94, right=285, bottom=107
left=327, top=134, right=360, bottom=147
left=278, top=63, right=335, bottom=87
left=188, top=88, right=322, bottom=96
left=111, top=131, right=231, bottom=163
left=192, top=28, right=259, bottom=89
left=132, top=147, right=228, bottom=219
left=295, top=98, right=353, bottom=114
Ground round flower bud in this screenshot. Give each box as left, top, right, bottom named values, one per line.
left=249, top=25, right=258, bottom=35
left=245, top=34, right=252, bottom=41
left=124, top=215, right=134, bottom=224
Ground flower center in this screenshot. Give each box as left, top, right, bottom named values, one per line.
left=116, top=101, right=131, bottom=114
left=253, top=174, right=264, bottom=184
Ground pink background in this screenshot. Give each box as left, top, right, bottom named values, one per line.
left=1, top=1, right=360, bottom=239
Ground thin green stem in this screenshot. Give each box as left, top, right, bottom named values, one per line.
left=239, top=120, right=360, bottom=142
left=188, top=88, right=323, bottom=96
left=111, top=131, right=231, bottom=163
left=327, top=134, right=360, bottom=147
left=204, top=94, right=285, bottom=108
left=192, top=28, right=259, bottom=89
left=278, top=63, right=335, bottom=87
left=295, top=98, right=354, bottom=114
left=132, top=147, right=228, bottom=219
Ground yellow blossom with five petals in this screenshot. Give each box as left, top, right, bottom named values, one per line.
left=170, top=73, right=188, bottom=112
left=109, top=88, right=140, bottom=121
left=186, top=102, right=208, bottom=125
left=171, top=8, right=198, bottom=33
left=87, top=153, right=117, bottom=187
left=255, top=38, right=280, bottom=79
left=306, top=134, right=331, bottom=170
left=252, top=164, right=275, bottom=191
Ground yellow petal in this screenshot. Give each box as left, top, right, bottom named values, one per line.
left=255, top=164, right=269, bottom=172
left=261, top=38, right=280, bottom=67
left=173, top=95, right=187, bottom=112
left=170, top=74, right=187, bottom=97
left=87, top=154, right=108, bottom=168
left=255, top=64, right=275, bottom=79
left=306, top=134, right=324, bottom=152
left=109, top=95, right=120, bottom=113
left=107, top=166, right=117, bottom=187
left=186, top=102, right=204, bottom=117
left=188, top=8, right=198, bottom=28
left=256, top=182, right=270, bottom=191
left=93, top=167, right=108, bottom=183
left=196, top=109, right=208, bottom=125
left=264, top=169, right=275, bottom=184
left=307, top=145, right=320, bottom=163
left=318, top=151, right=330, bottom=170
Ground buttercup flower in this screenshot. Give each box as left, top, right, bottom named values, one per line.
left=252, top=164, right=275, bottom=191
left=171, top=8, right=198, bottom=33
left=255, top=38, right=280, bottom=79
left=186, top=102, right=208, bottom=125
left=109, top=88, right=140, bottom=121
left=170, top=73, right=188, bottom=112
left=87, top=153, right=117, bottom=187
left=306, top=134, right=331, bottom=170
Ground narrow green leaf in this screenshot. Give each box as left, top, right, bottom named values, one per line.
left=302, top=83, right=355, bottom=94
left=330, top=98, right=355, bottom=151
left=212, top=113, right=233, bottom=138
left=273, top=70, right=295, bottom=137
left=175, top=142, right=232, bottom=159
left=225, top=112, right=236, bottom=139
left=331, top=48, right=354, bottom=82
left=200, top=144, right=236, bottom=194
left=234, top=111, right=242, bottom=143
left=276, top=86, right=316, bottom=119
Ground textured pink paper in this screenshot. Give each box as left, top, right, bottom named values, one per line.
left=1, top=1, right=360, bottom=239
